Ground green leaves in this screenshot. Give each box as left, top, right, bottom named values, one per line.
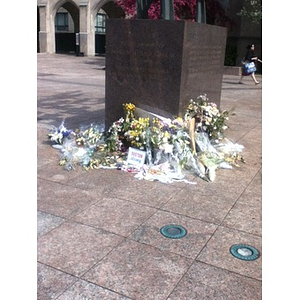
left=237, top=0, right=262, bottom=24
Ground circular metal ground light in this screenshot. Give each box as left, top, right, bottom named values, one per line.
left=160, top=225, right=187, bottom=239
left=230, top=244, right=260, bottom=261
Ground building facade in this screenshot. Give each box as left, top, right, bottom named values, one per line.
left=37, top=0, right=124, bottom=56
left=37, top=0, right=261, bottom=66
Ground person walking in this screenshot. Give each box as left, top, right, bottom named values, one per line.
left=239, top=44, right=262, bottom=85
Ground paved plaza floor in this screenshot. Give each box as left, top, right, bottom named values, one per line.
left=37, top=53, right=262, bottom=299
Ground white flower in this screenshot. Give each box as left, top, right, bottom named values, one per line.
left=50, top=132, right=63, bottom=143
left=162, top=136, right=168, bottom=143
left=159, top=143, right=173, bottom=154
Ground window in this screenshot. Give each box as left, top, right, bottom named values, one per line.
left=95, top=13, right=106, bottom=33
left=55, top=12, right=69, bottom=31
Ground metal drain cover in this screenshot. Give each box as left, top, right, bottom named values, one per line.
left=160, top=225, right=187, bottom=239
left=230, top=244, right=260, bottom=261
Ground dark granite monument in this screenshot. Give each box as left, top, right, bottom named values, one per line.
left=105, top=17, right=227, bottom=127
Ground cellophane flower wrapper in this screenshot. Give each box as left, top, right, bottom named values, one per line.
left=194, top=132, right=218, bottom=154
left=48, top=121, right=74, bottom=144
left=135, top=162, right=196, bottom=184
left=58, top=139, right=90, bottom=170
left=54, top=123, right=107, bottom=170
left=212, top=138, right=245, bottom=167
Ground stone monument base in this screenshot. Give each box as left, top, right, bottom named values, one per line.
left=105, top=19, right=227, bottom=128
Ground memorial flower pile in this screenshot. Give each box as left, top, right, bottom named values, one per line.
left=48, top=94, right=244, bottom=182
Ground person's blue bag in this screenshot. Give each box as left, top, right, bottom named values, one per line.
left=244, top=62, right=257, bottom=74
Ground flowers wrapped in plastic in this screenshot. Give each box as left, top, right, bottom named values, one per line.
left=47, top=95, right=244, bottom=182
left=48, top=121, right=73, bottom=144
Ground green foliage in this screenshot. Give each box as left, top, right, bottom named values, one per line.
left=237, top=0, right=262, bottom=24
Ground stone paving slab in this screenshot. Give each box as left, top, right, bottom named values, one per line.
left=56, top=279, right=131, bottom=300
left=37, top=263, right=77, bottom=300
left=37, top=211, right=66, bottom=239
left=83, top=239, right=193, bottom=300
left=37, top=221, right=124, bottom=277
left=222, top=170, right=262, bottom=236
left=72, top=197, right=157, bottom=237
left=37, top=53, right=262, bottom=299
left=196, top=225, right=262, bottom=281
left=162, top=187, right=239, bottom=224
left=37, top=178, right=100, bottom=218
left=167, top=261, right=262, bottom=299
left=129, top=210, right=218, bottom=259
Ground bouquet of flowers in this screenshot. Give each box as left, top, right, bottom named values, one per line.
left=48, top=121, right=73, bottom=144
left=185, top=94, right=230, bottom=141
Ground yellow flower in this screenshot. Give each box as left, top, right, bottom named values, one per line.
left=164, top=131, right=171, bottom=139
left=123, top=103, right=136, bottom=111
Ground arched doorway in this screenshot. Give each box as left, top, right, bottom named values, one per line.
left=95, top=8, right=107, bottom=56
left=54, top=1, right=79, bottom=54
left=94, top=1, right=125, bottom=56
